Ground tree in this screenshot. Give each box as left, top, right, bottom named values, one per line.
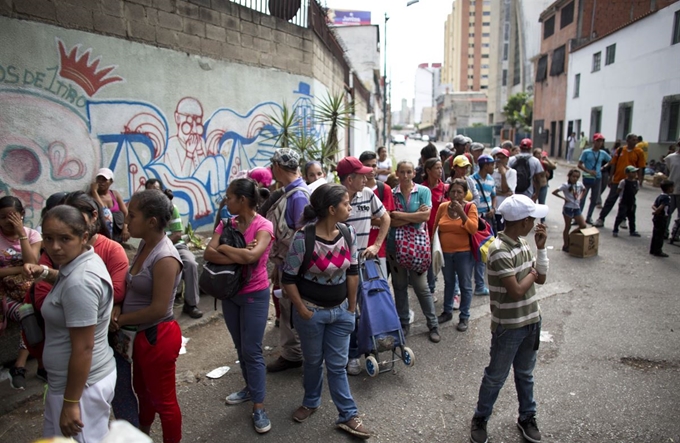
left=503, top=92, right=533, bottom=132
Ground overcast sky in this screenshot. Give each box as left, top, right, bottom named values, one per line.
left=324, top=0, right=453, bottom=112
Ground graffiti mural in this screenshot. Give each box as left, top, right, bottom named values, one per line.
left=0, top=18, right=325, bottom=229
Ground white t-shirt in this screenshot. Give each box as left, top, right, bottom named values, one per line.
left=666, top=152, right=680, bottom=195
left=376, top=158, right=392, bottom=182
left=508, top=154, right=544, bottom=197
left=492, top=168, right=517, bottom=208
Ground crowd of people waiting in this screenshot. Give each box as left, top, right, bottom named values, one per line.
left=1, top=131, right=678, bottom=443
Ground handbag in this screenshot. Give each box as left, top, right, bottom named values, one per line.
left=431, top=227, right=444, bottom=277
left=393, top=185, right=431, bottom=274
left=199, top=218, right=251, bottom=301
left=464, top=203, right=495, bottom=263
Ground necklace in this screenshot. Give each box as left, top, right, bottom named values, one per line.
left=237, top=213, right=256, bottom=232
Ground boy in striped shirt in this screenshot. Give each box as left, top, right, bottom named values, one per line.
left=470, top=194, right=549, bottom=443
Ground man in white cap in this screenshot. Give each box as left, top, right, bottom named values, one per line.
left=470, top=194, right=548, bottom=443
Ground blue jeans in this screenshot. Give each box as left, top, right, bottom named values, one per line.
left=537, top=185, right=549, bottom=222
left=427, top=264, right=437, bottom=294
left=442, top=251, right=474, bottom=319
left=474, top=261, right=487, bottom=294
left=579, top=177, right=601, bottom=221
left=474, top=321, right=541, bottom=421
left=387, top=253, right=438, bottom=330
left=293, top=299, right=358, bottom=423
left=222, top=288, right=270, bottom=404
left=111, top=349, right=139, bottom=426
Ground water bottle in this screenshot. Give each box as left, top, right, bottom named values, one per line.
left=18, top=304, right=44, bottom=346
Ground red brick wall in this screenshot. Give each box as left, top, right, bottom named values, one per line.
left=578, top=0, right=679, bottom=41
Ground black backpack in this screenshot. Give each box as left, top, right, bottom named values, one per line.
left=199, top=218, right=251, bottom=306
left=376, top=181, right=385, bottom=200
left=513, top=156, right=532, bottom=194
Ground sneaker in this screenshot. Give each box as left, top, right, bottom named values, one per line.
left=266, top=356, right=302, bottom=373
left=183, top=304, right=203, bottom=319
left=36, top=367, right=48, bottom=383
left=225, top=388, right=251, bottom=405
left=337, top=416, right=371, bottom=439
left=652, top=252, right=669, bottom=257
left=437, top=311, right=453, bottom=324
left=593, top=219, right=604, bottom=227
left=9, top=366, right=26, bottom=390
left=292, top=405, right=318, bottom=423
left=252, top=408, right=271, bottom=433
left=474, top=288, right=490, bottom=296
left=585, top=218, right=594, bottom=225
left=347, top=358, right=362, bottom=376
left=470, top=417, right=488, bottom=443
left=457, top=318, right=469, bottom=332
left=433, top=295, right=439, bottom=304
left=620, top=221, right=628, bottom=229
left=428, top=328, right=441, bottom=343
left=612, top=231, right=618, bottom=237
left=630, top=231, right=641, bottom=237
left=517, top=415, right=542, bottom=443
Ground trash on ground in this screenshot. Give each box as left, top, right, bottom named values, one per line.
left=179, top=336, right=191, bottom=355
left=540, top=331, right=554, bottom=342
left=206, top=366, right=231, bottom=379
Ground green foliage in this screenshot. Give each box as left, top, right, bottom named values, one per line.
left=184, top=223, right=205, bottom=249
left=503, top=92, right=533, bottom=132
left=267, top=91, right=354, bottom=172
left=471, top=122, right=485, bottom=128
left=392, top=124, right=404, bottom=130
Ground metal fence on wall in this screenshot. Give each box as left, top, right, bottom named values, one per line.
left=456, top=126, right=494, bottom=145
left=229, top=0, right=309, bottom=28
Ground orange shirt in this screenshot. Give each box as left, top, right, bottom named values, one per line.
left=611, top=147, right=646, bottom=184
left=433, top=202, right=479, bottom=253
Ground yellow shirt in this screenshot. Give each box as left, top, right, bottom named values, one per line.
left=636, top=141, right=649, bottom=163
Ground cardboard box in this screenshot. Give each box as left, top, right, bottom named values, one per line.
left=569, top=227, right=600, bottom=258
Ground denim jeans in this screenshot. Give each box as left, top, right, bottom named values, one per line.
left=442, top=251, right=474, bottom=319
left=474, top=261, right=487, bottom=294
left=537, top=185, right=549, bottom=222
left=387, top=253, right=438, bottom=330
left=473, top=320, right=540, bottom=421
left=293, top=299, right=358, bottom=423
left=598, top=183, right=620, bottom=221
left=579, top=177, right=601, bottom=221
left=222, top=288, right=270, bottom=404
left=427, top=264, right=437, bottom=294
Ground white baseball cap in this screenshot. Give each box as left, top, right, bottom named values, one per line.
left=498, top=194, right=549, bottom=222
left=490, top=147, right=502, bottom=157
left=96, top=168, right=114, bottom=180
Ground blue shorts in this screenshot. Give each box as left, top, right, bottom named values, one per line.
left=563, top=207, right=582, bottom=218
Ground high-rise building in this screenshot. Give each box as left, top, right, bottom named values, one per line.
left=441, top=0, right=492, bottom=92
left=414, top=63, right=442, bottom=124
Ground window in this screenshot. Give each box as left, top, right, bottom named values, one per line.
left=592, top=52, right=601, bottom=72
left=469, top=11, right=475, bottom=16
left=536, top=54, right=548, bottom=82
left=544, top=16, right=555, bottom=39
left=482, top=75, right=489, bottom=79
left=590, top=107, right=602, bottom=136
left=560, top=1, right=574, bottom=29
left=673, top=10, right=680, bottom=45
left=502, top=69, right=508, bottom=86
left=605, top=44, right=616, bottom=65
left=617, top=102, right=634, bottom=140
left=469, top=32, right=475, bottom=37
left=483, top=22, right=490, bottom=26
left=503, top=23, right=510, bottom=39
left=574, top=73, right=580, bottom=98
left=550, top=45, right=566, bottom=76
left=482, top=43, right=490, bottom=48
left=481, top=85, right=488, bottom=89
left=482, top=64, right=489, bottom=69
left=483, top=11, right=490, bottom=15
left=482, top=54, right=489, bottom=58
left=503, top=42, right=509, bottom=60
left=513, top=23, right=521, bottom=85
left=482, top=33, right=490, bottom=37
left=469, top=43, right=475, bottom=48
left=660, top=95, right=680, bottom=142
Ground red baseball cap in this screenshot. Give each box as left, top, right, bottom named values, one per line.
left=520, top=138, right=533, bottom=148
left=593, top=133, right=605, bottom=141
left=496, top=148, right=511, bottom=158
left=336, top=157, right=373, bottom=177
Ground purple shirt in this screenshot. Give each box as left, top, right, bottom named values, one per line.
left=284, top=177, right=310, bottom=229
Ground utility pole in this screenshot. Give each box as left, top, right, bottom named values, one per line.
left=382, top=12, right=389, bottom=147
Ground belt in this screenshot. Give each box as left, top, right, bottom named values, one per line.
left=302, top=299, right=344, bottom=310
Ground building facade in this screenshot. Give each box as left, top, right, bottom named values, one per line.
left=437, top=92, right=488, bottom=142
left=414, top=63, right=442, bottom=124
left=565, top=3, right=680, bottom=162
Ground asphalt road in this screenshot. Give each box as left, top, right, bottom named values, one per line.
left=2, top=140, right=679, bottom=442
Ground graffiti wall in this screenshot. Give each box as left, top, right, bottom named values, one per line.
left=0, top=17, right=331, bottom=229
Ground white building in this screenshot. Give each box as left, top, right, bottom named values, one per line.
left=565, top=3, right=680, bottom=162
left=414, top=63, right=446, bottom=124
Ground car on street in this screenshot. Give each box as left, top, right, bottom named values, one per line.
left=392, top=134, right=406, bottom=144
left=411, top=133, right=422, bottom=140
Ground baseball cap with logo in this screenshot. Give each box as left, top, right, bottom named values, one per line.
left=593, top=133, right=605, bottom=141
left=520, top=138, right=533, bottom=149
left=498, top=194, right=549, bottom=222
left=96, top=168, right=114, bottom=180
left=336, top=156, right=373, bottom=177
left=451, top=155, right=471, bottom=168
left=271, top=148, right=301, bottom=171
left=477, top=154, right=496, bottom=165
left=453, top=134, right=467, bottom=145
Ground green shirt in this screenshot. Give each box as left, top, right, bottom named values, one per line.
left=166, top=205, right=184, bottom=245
left=486, top=232, right=540, bottom=330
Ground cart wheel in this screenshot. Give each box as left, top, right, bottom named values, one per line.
left=402, top=347, right=415, bottom=367
left=365, top=356, right=379, bottom=377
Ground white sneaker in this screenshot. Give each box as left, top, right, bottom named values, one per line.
left=347, top=358, right=362, bottom=376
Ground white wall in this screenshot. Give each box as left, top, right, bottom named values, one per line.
left=565, top=3, right=680, bottom=159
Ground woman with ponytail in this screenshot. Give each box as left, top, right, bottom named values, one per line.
left=280, top=184, right=372, bottom=439
left=203, top=178, right=274, bottom=434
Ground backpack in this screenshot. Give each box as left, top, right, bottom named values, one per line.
left=298, top=223, right=353, bottom=276
left=512, top=156, right=532, bottom=194
left=199, top=218, right=251, bottom=306
left=376, top=180, right=385, bottom=200
left=266, top=185, right=310, bottom=266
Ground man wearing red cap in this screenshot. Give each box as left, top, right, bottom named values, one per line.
left=508, top=139, right=545, bottom=202
left=578, top=133, right=612, bottom=224
left=338, top=156, right=391, bottom=376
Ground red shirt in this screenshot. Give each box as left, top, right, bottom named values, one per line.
left=368, top=182, right=395, bottom=257
left=427, top=180, right=449, bottom=236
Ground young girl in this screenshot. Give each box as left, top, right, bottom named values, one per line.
left=552, top=169, right=586, bottom=252
left=305, top=161, right=325, bottom=185
left=376, top=146, right=392, bottom=182
left=204, top=178, right=274, bottom=433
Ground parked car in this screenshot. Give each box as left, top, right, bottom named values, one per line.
left=392, top=134, right=406, bottom=144
left=411, top=133, right=422, bottom=140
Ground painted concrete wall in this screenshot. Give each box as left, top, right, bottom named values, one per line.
left=565, top=3, right=680, bottom=161
left=0, top=16, right=339, bottom=230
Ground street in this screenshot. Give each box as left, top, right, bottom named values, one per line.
left=2, top=139, right=679, bottom=442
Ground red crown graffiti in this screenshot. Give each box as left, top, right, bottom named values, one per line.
left=58, top=40, right=123, bottom=96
